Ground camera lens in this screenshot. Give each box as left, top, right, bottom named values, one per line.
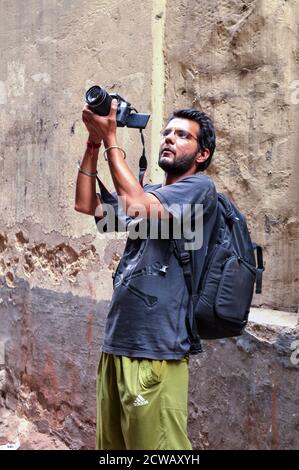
left=85, top=85, right=112, bottom=116
left=88, top=87, right=102, bottom=103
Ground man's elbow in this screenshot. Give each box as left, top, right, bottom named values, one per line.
left=125, top=195, right=169, bottom=220
left=74, top=204, right=95, bottom=216
left=74, top=203, right=104, bottom=218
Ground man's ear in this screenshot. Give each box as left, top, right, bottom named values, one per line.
left=195, top=148, right=210, bottom=164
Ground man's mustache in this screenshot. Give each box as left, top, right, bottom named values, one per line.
left=160, top=145, right=176, bottom=156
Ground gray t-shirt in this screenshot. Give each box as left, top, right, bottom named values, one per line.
left=95, top=173, right=217, bottom=360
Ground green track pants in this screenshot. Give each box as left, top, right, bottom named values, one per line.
left=96, top=352, right=192, bottom=450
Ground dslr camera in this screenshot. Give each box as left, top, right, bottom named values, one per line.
left=85, top=85, right=150, bottom=129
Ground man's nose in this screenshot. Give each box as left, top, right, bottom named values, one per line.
left=164, top=130, right=176, bottom=143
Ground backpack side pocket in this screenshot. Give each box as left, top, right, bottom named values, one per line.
left=215, top=256, right=256, bottom=325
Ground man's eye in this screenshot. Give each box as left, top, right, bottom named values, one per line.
left=161, top=130, right=170, bottom=137
left=177, top=131, right=188, bottom=139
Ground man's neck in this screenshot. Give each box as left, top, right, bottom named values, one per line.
left=162, top=167, right=197, bottom=186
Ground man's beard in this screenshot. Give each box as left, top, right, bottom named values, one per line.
left=158, top=148, right=198, bottom=175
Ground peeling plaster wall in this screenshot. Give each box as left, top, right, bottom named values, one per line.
left=0, top=277, right=108, bottom=449
left=0, top=0, right=153, bottom=235
left=0, top=0, right=153, bottom=450
left=0, top=0, right=298, bottom=450
left=189, top=323, right=299, bottom=450
left=163, top=0, right=299, bottom=311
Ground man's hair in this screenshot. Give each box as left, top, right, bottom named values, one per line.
left=167, top=108, right=216, bottom=171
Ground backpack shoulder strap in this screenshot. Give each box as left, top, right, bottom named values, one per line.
left=173, top=238, right=195, bottom=296
left=172, top=238, right=202, bottom=353
left=173, top=201, right=221, bottom=353
left=174, top=199, right=223, bottom=297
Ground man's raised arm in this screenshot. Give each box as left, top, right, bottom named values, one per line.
left=74, top=106, right=104, bottom=217
left=81, top=99, right=169, bottom=219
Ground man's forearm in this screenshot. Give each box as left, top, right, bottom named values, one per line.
left=75, top=142, right=102, bottom=216
left=104, top=139, right=168, bottom=219
left=80, top=101, right=157, bottom=217
left=104, top=139, right=144, bottom=209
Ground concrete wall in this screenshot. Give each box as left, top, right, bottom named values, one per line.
left=0, top=0, right=298, bottom=449
left=163, top=0, right=299, bottom=311
left=189, top=320, right=299, bottom=450
left=0, top=0, right=154, bottom=450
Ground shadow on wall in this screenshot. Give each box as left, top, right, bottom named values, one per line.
left=0, top=276, right=108, bottom=450
left=1, top=277, right=298, bottom=450
left=188, top=324, right=299, bottom=450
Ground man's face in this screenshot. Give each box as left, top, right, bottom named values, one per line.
left=158, top=118, right=201, bottom=175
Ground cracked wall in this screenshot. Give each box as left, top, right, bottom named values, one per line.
left=0, top=0, right=152, bottom=450
left=0, top=0, right=298, bottom=450
left=163, top=0, right=299, bottom=311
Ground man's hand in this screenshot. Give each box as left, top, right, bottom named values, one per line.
left=82, top=99, right=118, bottom=146
left=82, top=105, right=102, bottom=143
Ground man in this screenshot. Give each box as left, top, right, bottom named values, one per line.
left=75, top=99, right=217, bottom=450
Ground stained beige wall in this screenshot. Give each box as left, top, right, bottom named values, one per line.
left=0, top=0, right=298, bottom=450
left=0, top=0, right=154, bottom=303
left=1, top=0, right=297, bottom=316
left=0, top=0, right=155, bottom=450
left=163, top=0, right=299, bottom=311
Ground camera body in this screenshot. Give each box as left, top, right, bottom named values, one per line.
left=85, top=85, right=150, bottom=129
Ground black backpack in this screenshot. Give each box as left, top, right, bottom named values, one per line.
left=173, top=193, right=265, bottom=345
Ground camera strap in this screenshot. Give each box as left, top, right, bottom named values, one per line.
left=138, top=129, right=147, bottom=188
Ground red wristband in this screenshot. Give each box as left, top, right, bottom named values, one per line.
left=86, top=140, right=101, bottom=149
